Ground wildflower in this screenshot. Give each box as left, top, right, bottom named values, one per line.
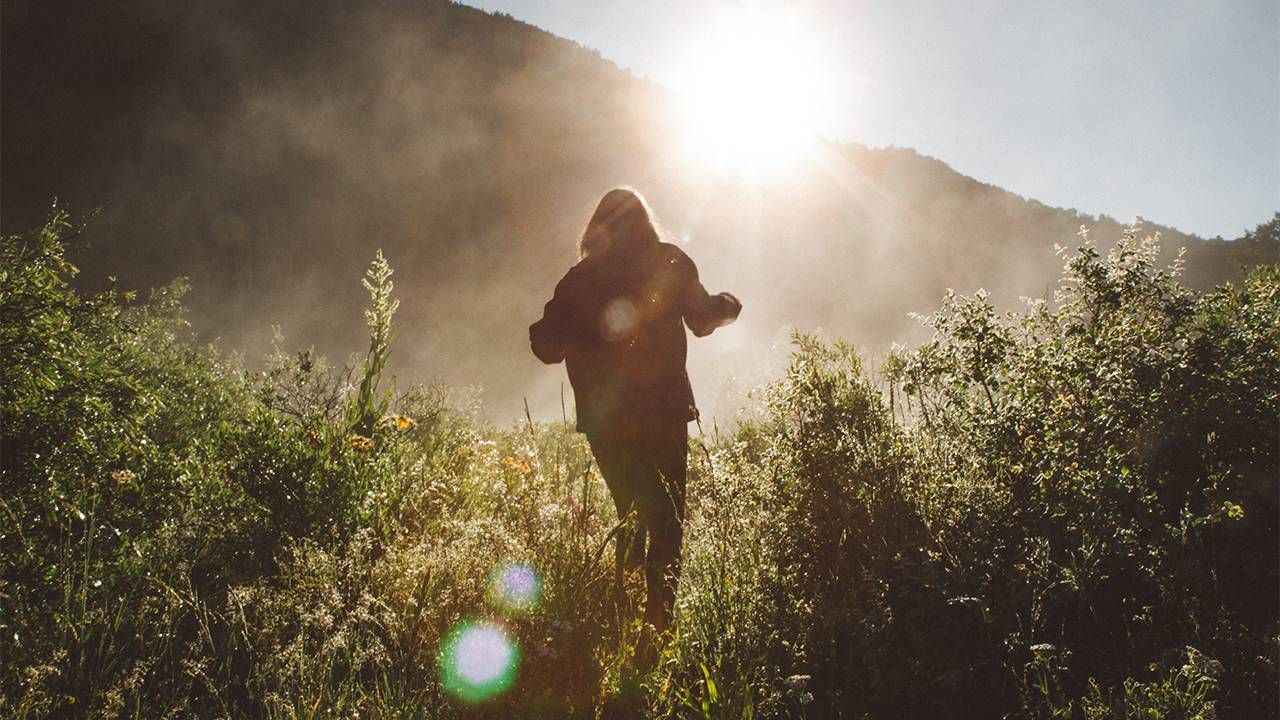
left=111, top=469, right=136, bottom=485
left=1223, top=501, right=1244, bottom=520
left=501, top=455, right=533, bottom=475
left=1030, top=643, right=1057, bottom=654
left=1183, top=646, right=1223, bottom=678
left=380, top=414, right=417, bottom=431
left=348, top=435, right=374, bottom=451
left=784, top=674, right=811, bottom=690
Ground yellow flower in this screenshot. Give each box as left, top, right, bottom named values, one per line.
left=1223, top=501, right=1244, bottom=520
left=348, top=435, right=374, bottom=451
left=501, top=455, right=533, bottom=475
left=392, top=415, right=417, bottom=431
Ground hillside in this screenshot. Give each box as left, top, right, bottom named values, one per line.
left=3, top=0, right=1274, bottom=423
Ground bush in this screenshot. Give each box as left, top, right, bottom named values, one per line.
left=2, top=212, right=1274, bottom=718
left=880, top=226, right=1278, bottom=717
left=648, top=224, right=1277, bottom=718
left=1, top=210, right=625, bottom=717
left=2, top=208, right=268, bottom=713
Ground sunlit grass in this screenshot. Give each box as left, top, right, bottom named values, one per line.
left=4, top=212, right=1276, bottom=717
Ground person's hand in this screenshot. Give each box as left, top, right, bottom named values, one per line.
left=529, top=319, right=566, bottom=364
left=717, top=292, right=742, bottom=324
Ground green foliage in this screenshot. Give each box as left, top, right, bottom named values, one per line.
left=1076, top=646, right=1222, bottom=720
left=347, top=250, right=400, bottom=436
left=2, top=213, right=1275, bottom=718
left=647, top=224, right=1276, bottom=719
left=3, top=208, right=258, bottom=714
left=877, top=226, right=1279, bottom=717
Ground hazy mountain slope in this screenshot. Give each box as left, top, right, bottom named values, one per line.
left=3, top=0, right=1273, bottom=423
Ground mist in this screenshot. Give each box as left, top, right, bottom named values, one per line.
left=3, top=0, right=1270, bottom=428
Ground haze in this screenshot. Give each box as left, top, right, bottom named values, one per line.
left=465, top=0, right=1280, bottom=240
left=2, top=0, right=1274, bottom=429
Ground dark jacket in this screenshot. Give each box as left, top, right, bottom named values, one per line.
left=530, top=241, right=741, bottom=437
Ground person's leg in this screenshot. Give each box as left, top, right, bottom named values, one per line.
left=587, top=433, right=646, bottom=597
left=639, top=422, right=688, bottom=633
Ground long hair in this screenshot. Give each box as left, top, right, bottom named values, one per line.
left=579, top=187, right=661, bottom=258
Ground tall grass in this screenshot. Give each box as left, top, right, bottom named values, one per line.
left=2, top=211, right=1276, bottom=717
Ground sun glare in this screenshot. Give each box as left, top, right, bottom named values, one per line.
left=671, top=12, right=832, bottom=174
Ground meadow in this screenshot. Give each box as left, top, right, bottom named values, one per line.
left=2, top=210, right=1276, bottom=718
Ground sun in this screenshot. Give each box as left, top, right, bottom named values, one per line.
left=669, top=11, right=833, bottom=174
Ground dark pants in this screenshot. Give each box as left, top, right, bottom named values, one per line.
left=587, top=423, right=688, bottom=631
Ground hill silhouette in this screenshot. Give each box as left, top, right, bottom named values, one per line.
left=3, top=0, right=1275, bottom=422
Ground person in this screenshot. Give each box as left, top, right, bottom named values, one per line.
left=529, top=188, right=741, bottom=634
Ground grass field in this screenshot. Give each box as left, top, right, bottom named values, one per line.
left=3, top=211, right=1276, bottom=718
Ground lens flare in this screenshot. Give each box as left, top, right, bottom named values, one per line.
left=490, top=562, right=542, bottom=613
left=600, top=297, right=639, bottom=341
left=439, top=621, right=519, bottom=703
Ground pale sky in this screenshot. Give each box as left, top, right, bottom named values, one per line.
left=463, top=0, right=1278, bottom=239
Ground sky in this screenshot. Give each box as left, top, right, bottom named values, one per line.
left=462, top=0, right=1278, bottom=239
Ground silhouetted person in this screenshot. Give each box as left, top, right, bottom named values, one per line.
left=530, top=188, right=741, bottom=635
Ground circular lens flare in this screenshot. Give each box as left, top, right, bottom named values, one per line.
left=439, top=621, right=519, bottom=703
left=489, top=562, right=542, bottom=613
left=600, top=297, right=639, bottom=341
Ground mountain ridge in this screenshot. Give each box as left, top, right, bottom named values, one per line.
left=3, top=0, right=1273, bottom=422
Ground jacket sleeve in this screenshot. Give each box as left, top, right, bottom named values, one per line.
left=529, top=272, right=575, bottom=364
left=680, top=252, right=742, bottom=337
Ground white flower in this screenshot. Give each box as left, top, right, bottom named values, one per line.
left=784, top=674, right=811, bottom=689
